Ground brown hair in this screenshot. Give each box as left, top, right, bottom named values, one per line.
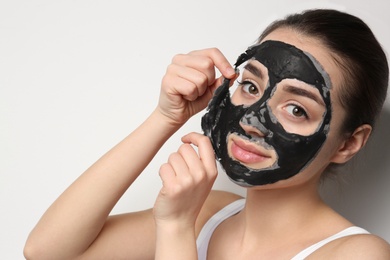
left=258, top=9, right=389, bottom=134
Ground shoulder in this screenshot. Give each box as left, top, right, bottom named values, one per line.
left=309, top=233, right=390, bottom=259
left=195, top=190, right=243, bottom=236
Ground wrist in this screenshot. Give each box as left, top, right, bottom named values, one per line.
left=155, top=220, right=197, bottom=260
left=155, top=217, right=196, bottom=233
left=150, top=108, right=185, bottom=133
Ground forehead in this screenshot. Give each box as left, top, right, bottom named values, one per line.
left=240, top=40, right=332, bottom=91
left=261, top=28, right=344, bottom=89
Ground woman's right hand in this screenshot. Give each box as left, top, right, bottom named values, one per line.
left=157, top=48, right=236, bottom=127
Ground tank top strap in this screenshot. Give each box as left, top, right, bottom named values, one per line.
left=196, top=199, right=245, bottom=260
left=291, top=226, right=370, bottom=259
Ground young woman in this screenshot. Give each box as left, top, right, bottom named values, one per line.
left=24, top=9, right=390, bottom=259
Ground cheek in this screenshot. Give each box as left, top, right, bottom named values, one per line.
left=320, top=100, right=347, bottom=155
left=230, top=89, right=250, bottom=106
left=230, top=88, right=260, bottom=106
left=313, top=128, right=345, bottom=167
left=230, top=90, right=240, bottom=104
left=230, top=86, right=254, bottom=106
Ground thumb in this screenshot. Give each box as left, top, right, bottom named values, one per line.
left=209, top=76, right=226, bottom=95
left=209, top=71, right=239, bottom=95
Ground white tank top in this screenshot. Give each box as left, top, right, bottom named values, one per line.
left=196, top=199, right=369, bottom=260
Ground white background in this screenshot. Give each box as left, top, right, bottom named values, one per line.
left=1, top=0, right=389, bottom=258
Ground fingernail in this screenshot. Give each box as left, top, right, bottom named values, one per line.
left=226, top=67, right=236, bottom=77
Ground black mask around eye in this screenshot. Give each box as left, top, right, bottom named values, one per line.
left=201, top=40, right=332, bottom=186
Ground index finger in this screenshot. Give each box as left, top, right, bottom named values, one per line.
left=189, top=48, right=236, bottom=79
left=181, top=132, right=217, bottom=178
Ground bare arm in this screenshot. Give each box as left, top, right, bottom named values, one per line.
left=24, top=110, right=178, bottom=260
left=24, top=48, right=235, bottom=260
left=154, top=133, right=218, bottom=260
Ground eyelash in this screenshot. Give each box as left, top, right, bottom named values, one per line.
left=237, top=80, right=260, bottom=96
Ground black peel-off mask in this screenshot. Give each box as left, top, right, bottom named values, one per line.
left=201, top=40, right=332, bottom=186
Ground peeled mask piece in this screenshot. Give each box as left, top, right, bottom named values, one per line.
left=201, top=40, right=332, bottom=186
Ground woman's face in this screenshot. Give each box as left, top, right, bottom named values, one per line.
left=202, top=28, right=346, bottom=187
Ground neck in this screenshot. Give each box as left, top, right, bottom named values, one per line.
left=237, top=176, right=329, bottom=246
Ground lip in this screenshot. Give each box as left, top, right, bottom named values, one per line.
left=230, top=137, right=272, bottom=164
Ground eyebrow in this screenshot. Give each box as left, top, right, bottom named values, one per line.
left=243, top=62, right=264, bottom=79
left=283, top=85, right=325, bottom=106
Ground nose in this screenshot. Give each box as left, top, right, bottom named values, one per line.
left=239, top=121, right=267, bottom=138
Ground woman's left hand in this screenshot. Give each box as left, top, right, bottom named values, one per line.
left=153, top=132, right=217, bottom=229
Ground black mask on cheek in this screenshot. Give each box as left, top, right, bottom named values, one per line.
left=201, top=40, right=332, bottom=186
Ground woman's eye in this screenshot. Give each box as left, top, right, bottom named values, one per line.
left=285, top=104, right=308, bottom=118
left=239, top=81, right=259, bottom=96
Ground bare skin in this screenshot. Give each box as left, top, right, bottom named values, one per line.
left=24, top=28, right=390, bottom=259
left=24, top=47, right=237, bottom=260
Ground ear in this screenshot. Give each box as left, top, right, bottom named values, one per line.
left=330, top=124, right=372, bottom=164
